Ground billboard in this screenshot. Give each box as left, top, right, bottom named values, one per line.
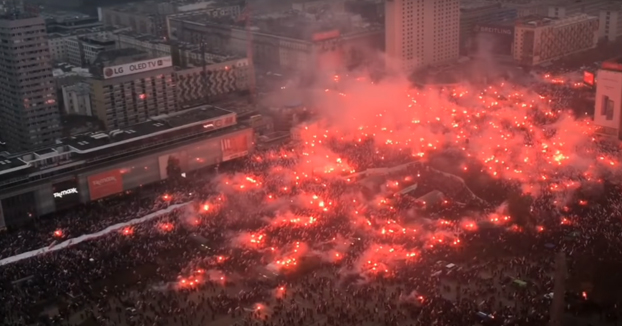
left=222, top=133, right=249, bottom=161
left=474, top=25, right=514, bottom=36
left=312, top=29, right=340, bottom=42
left=583, top=71, right=595, bottom=86
left=88, top=170, right=123, bottom=200
left=103, top=56, right=172, bottom=79
left=473, top=24, right=514, bottom=56
left=52, top=178, right=81, bottom=210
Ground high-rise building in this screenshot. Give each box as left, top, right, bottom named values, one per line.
left=385, top=0, right=460, bottom=72
left=599, top=4, right=622, bottom=42
left=593, top=58, right=622, bottom=139
left=89, top=48, right=177, bottom=130
left=0, top=13, right=61, bottom=152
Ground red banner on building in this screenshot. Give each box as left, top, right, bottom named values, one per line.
left=88, top=170, right=123, bottom=200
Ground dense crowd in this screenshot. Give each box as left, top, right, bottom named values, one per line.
left=1, top=76, right=621, bottom=326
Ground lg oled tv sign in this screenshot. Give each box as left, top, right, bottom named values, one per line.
left=103, top=56, right=172, bottom=79
left=88, top=170, right=123, bottom=200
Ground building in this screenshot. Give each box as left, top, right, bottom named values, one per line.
left=68, top=34, right=116, bottom=66
left=42, top=11, right=101, bottom=33
left=176, top=59, right=250, bottom=108
left=0, top=0, right=23, bottom=15
left=472, top=20, right=515, bottom=58
left=459, top=2, right=517, bottom=54
left=115, top=30, right=172, bottom=58
left=168, top=9, right=383, bottom=74
left=547, top=0, right=621, bottom=40
left=593, top=58, right=622, bottom=139
left=0, top=14, right=61, bottom=153
left=0, top=105, right=253, bottom=227
left=499, top=0, right=557, bottom=18
left=89, top=49, right=178, bottom=130
left=599, top=4, right=622, bottom=42
left=385, top=0, right=460, bottom=72
left=99, top=1, right=237, bottom=38
left=47, top=26, right=124, bottom=64
left=547, top=0, right=612, bottom=19
left=513, top=14, right=598, bottom=66
left=62, top=83, right=93, bottom=116
left=111, top=30, right=251, bottom=108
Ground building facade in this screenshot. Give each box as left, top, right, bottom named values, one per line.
left=62, top=83, right=92, bottom=116
left=599, top=5, right=622, bottom=42
left=0, top=109, right=252, bottom=227
left=169, top=11, right=382, bottom=75
left=385, top=0, right=460, bottom=72
left=90, top=51, right=177, bottom=129
left=513, top=14, right=599, bottom=66
left=0, top=14, right=61, bottom=152
left=547, top=0, right=612, bottom=19
left=176, top=58, right=250, bottom=108
left=593, top=59, right=622, bottom=139
left=459, top=2, right=517, bottom=55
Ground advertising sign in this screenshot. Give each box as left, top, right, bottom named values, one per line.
left=222, top=133, right=249, bottom=161
left=583, top=71, right=595, bottom=86
left=103, top=56, right=172, bottom=79
left=475, top=25, right=513, bottom=36
left=312, top=29, right=340, bottom=42
left=88, top=170, right=123, bottom=200
left=52, top=178, right=81, bottom=209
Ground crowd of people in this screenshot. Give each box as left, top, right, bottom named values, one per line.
left=1, top=77, right=621, bottom=326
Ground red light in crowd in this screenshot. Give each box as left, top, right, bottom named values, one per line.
left=53, top=229, right=63, bottom=237
left=122, top=227, right=133, bottom=235
left=139, top=94, right=146, bottom=100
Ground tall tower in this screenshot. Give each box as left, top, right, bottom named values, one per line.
left=549, top=251, right=567, bottom=326
left=0, top=13, right=61, bottom=152
left=385, top=0, right=460, bottom=73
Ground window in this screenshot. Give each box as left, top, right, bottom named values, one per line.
left=602, top=95, right=614, bottom=120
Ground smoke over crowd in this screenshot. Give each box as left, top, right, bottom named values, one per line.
left=1, top=65, right=621, bottom=326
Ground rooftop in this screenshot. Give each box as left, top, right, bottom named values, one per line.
left=60, top=105, right=233, bottom=152
left=601, top=57, right=622, bottom=72
left=116, top=30, right=243, bottom=64
left=91, top=48, right=152, bottom=68
left=41, top=10, right=93, bottom=22
left=174, top=9, right=382, bottom=41
left=460, top=2, right=501, bottom=11
left=0, top=156, right=27, bottom=173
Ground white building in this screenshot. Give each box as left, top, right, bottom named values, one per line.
left=594, top=59, right=622, bottom=139
left=47, top=28, right=121, bottom=65
left=49, top=34, right=66, bottom=62
left=599, top=4, right=622, bottom=42
left=513, top=14, right=598, bottom=66
left=62, top=83, right=93, bottom=116
left=385, top=0, right=460, bottom=72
